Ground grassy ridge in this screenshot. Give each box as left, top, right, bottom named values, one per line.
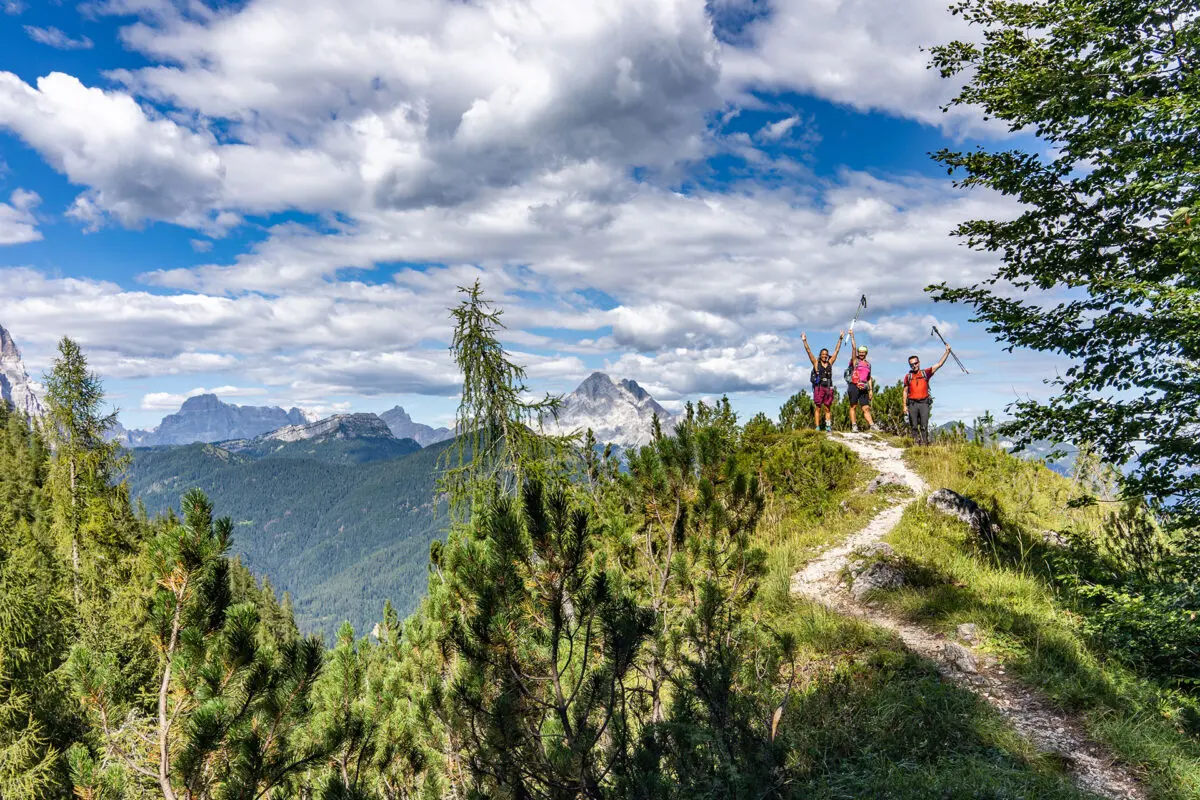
left=736, top=430, right=1094, bottom=798
left=867, top=440, right=1200, bottom=799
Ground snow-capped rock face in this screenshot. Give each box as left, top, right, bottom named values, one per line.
left=544, top=372, right=674, bottom=449
left=0, top=324, right=44, bottom=419
left=379, top=406, right=453, bottom=447
left=263, top=413, right=394, bottom=443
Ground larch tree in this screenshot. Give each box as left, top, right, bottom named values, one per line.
left=42, top=336, right=124, bottom=606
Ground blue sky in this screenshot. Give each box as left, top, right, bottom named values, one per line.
left=0, top=0, right=1059, bottom=431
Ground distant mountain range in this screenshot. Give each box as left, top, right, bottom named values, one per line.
left=224, top=413, right=422, bottom=465
left=115, top=393, right=315, bottom=446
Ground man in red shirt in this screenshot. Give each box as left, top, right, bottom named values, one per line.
left=902, top=345, right=952, bottom=445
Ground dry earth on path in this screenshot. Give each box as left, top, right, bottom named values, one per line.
left=791, top=432, right=1147, bottom=800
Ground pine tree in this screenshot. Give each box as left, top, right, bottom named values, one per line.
left=68, top=489, right=329, bottom=799
left=441, top=480, right=651, bottom=798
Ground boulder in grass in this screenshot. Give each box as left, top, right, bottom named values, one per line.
left=942, top=642, right=978, bottom=674
left=850, top=560, right=906, bottom=601
left=956, top=623, right=979, bottom=644
left=867, top=473, right=907, bottom=493
left=927, top=489, right=998, bottom=537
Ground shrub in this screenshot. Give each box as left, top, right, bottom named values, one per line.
left=762, top=431, right=856, bottom=512
left=1057, top=504, right=1200, bottom=689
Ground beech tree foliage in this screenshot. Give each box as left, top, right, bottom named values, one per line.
left=927, top=1, right=1200, bottom=523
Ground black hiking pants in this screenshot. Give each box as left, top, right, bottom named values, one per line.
left=908, top=398, right=931, bottom=445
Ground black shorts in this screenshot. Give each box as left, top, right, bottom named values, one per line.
left=848, top=384, right=870, bottom=406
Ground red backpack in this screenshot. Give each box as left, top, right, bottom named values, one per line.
left=905, top=369, right=931, bottom=400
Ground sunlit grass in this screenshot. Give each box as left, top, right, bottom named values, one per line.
left=875, top=442, right=1200, bottom=800
left=747, top=436, right=1096, bottom=798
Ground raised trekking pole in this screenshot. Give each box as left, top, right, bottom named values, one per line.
left=848, top=294, right=868, bottom=332
left=931, top=325, right=969, bottom=373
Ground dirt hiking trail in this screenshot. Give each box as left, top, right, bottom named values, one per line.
left=791, top=432, right=1147, bottom=800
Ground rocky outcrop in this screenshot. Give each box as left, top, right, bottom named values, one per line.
left=941, top=642, right=978, bottom=674
left=866, top=472, right=907, bottom=492
left=379, top=406, right=451, bottom=447
left=0, top=324, right=44, bottom=419
left=927, top=488, right=998, bottom=537
left=544, top=372, right=675, bottom=449
left=264, top=413, right=394, bottom=443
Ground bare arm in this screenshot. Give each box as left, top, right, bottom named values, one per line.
left=930, top=346, right=951, bottom=375
left=801, top=333, right=817, bottom=368
left=830, top=331, right=845, bottom=363
left=902, top=381, right=909, bottom=412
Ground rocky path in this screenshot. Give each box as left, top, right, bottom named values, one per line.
left=791, top=433, right=1146, bottom=800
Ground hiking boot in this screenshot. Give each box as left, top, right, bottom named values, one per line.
left=851, top=424, right=859, bottom=433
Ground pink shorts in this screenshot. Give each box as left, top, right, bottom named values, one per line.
left=813, top=385, right=834, bottom=407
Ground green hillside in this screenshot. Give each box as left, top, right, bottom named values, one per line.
left=231, top=434, right=422, bottom=465
left=123, top=439, right=451, bottom=636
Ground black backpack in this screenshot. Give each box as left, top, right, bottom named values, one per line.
left=811, top=363, right=832, bottom=388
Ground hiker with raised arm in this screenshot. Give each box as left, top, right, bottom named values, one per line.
left=902, top=345, right=951, bottom=445
left=802, top=330, right=844, bottom=431
left=846, top=332, right=874, bottom=432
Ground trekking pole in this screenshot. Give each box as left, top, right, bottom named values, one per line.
left=931, top=326, right=969, bottom=373
left=848, top=294, right=868, bottom=332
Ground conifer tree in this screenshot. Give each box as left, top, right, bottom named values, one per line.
left=442, top=480, right=651, bottom=798
left=440, top=280, right=573, bottom=520
left=42, top=337, right=123, bottom=607
left=68, top=489, right=329, bottom=799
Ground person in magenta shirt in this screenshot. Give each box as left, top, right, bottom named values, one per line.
left=847, top=331, right=874, bottom=432
left=801, top=330, right=845, bottom=431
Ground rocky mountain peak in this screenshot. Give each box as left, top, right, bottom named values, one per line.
left=618, top=378, right=650, bottom=402
left=577, top=371, right=619, bottom=400
left=379, top=405, right=452, bottom=447
left=0, top=323, right=45, bottom=419
left=121, top=394, right=311, bottom=447
left=544, top=372, right=674, bottom=449
left=0, top=325, right=18, bottom=359
left=264, top=413, right=394, bottom=443
left=181, top=393, right=223, bottom=411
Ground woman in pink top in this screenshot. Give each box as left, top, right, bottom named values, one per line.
left=847, top=331, right=874, bottom=432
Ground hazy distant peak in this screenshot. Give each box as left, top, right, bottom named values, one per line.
left=379, top=405, right=452, bottom=447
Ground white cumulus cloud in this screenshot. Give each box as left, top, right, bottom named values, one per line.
left=0, top=189, right=41, bottom=245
